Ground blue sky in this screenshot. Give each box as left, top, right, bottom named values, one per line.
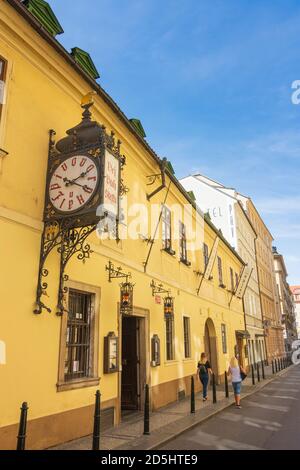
left=51, top=0, right=300, bottom=284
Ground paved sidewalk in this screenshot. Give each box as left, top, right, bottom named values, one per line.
left=49, top=364, right=291, bottom=451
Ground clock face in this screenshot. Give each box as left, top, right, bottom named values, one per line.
left=49, top=155, right=99, bottom=213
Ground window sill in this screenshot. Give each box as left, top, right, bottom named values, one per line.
left=162, top=247, right=176, bottom=256
left=164, top=360, right=179, bottom=366
left=180, top=258, right=191, bottom=267
left=57, top=376, right=100, bottom=392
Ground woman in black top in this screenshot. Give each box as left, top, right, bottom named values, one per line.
left=197, top=352, right=212, bottom=401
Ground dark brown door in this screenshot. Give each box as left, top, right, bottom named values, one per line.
left=204, top=323, right=218, bottom=375
left=121, top=316, right=138, bottom=410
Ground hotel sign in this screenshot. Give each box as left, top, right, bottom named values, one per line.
left=103, top=150, right=120, bottom=218
left=235, top=266, right=252, bottom=299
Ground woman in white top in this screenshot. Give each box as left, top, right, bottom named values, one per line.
left=227, top=357, right=246, bottom=409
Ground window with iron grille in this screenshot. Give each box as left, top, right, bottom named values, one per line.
left=0, top=57, right=7, bottom=123
left=64, top=289, right=93, bottom=381
left=162, top=205, right=172, bottom=251
left=179, top=221, right=188, bottom=263
left=165, top=316, right=174, bottom=360
left=203, top=243, right=209, bottom=270
left=221, top=324, right=227, bottom=353
left=217, top=256, right=223, bottom=285
left=183, top=316, right=191, bottom=358
left=230, top=267, right=234, bottom=292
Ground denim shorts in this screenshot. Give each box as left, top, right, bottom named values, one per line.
left=232, top=381, right=242, bottom=395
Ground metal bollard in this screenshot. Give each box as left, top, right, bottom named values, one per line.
left=261, top=360, right=265, bottom=380
left=281, top=358, right=284, bottom=370
left=212, top=373, right=217, bottom=404
left=275, top=358, right=278, bottom=373
left=251, top=364, right=255, bottom=385
left=225, top=371, right=229, bottom=398
left=272, top=360, right=274, bottom=374
left=16, top=402, right=29, bottom=451
left=92, top=390, right=101, bottom=451
left=143, top=384, right=150, bottom=435
left=257, top=362, right=260, bottom=382
left=191, top=376, right=195, bottom=414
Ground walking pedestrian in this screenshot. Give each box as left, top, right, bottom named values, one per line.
left=197, top=353, right=212, bottom=401
left=228, top=357, right=246, bottom=409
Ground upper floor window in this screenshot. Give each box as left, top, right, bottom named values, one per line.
left=0, top=57, right=7, bottom=124
left=217, top=256, right=224, bottom=287
left=162, top=205, right=175, bottom=254
left=179, top=221, right=190, bottom=265
left=203, top=243, right=209, bottom=270
left=230, top=268, right=235, bottom=292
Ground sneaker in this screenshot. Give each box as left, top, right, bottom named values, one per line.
left=236, top=404, right=242, bottom=409
left=203, top=397, right=208, bottom=402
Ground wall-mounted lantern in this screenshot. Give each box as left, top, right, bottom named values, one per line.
left=151, top=335, right=161, bottom=367
left=120, top=281, right=134, bottom=315
left=164, top=295, right=174, bottom=319
left=105, top=261, right=134, bottom=315
left=104, top=332, right=119, bottom=373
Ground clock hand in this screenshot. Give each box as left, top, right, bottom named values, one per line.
left=63, top=171, right=89, bottom=187
left=68, top=181, right=94, bottom=193
left=71, top=171, right=89, bottom=184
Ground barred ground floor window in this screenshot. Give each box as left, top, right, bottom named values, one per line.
left=183, top=316, right=191, bottom=358
left=57, top=281, right=100, bottom=391
left=165, top=317, right=175, bottom=361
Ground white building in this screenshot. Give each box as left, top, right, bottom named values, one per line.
left=180, top=174, right=265, bottom=363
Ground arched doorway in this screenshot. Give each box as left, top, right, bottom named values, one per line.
left=204, top=318, right=218, bottom=377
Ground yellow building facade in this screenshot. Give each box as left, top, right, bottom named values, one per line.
left=0, top=0, right=247, bottom=449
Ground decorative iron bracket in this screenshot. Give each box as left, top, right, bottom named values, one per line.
left=34, top=221, right=63, bottom=314
left=146, top=158, right=167, bottom=200
left=193, top=270, right=203, bottom=277
left=56, top=224, right=97, bottom=316
left=105, top=261, right=131, bottom=283
left=150, top=280, right=170, bottom=296
left=34, top=220, right=97, bottom=315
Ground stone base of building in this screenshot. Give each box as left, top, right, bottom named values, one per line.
left=0, top=374, right=211, bottom=450
left=0, top=397, right=118, bottom=450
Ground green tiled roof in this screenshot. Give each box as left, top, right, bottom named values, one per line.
left=187, top=190, right=196, bottom=202
left=166, top=160, right=175, bottom=175
left=129, top=119, right=146, bottom=138
left=71, top=47, right=100, bottom=80
left=23, top=0, right=63, bottom=37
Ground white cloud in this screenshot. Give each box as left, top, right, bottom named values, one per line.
left=257, top=197, right=300, bottom=215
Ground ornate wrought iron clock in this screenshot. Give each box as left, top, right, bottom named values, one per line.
left=34, top=96, right=127, bottom=316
